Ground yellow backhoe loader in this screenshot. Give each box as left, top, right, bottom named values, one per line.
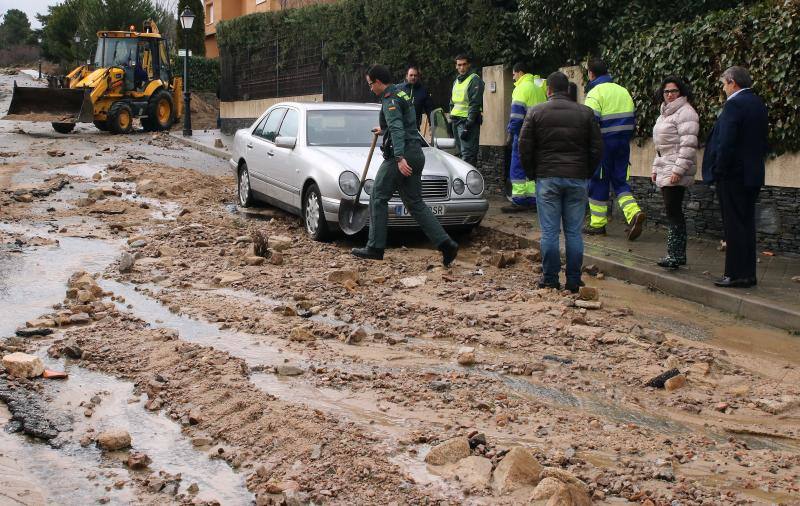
left=4, top=20, right=183, bottom=134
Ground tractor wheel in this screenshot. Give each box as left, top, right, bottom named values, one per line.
left=93, top=120, right=109, bottom=132
left=52, top=123, right=75, bottom=134
left=144, top=90, right=175, bottom=131
left=108, top=102, right=133, bottom=135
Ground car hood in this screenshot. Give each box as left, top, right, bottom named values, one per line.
left=308, top=146, right=451, bottom=179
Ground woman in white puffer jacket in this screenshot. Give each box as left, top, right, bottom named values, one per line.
left=651, top=76, right=699, bottom=269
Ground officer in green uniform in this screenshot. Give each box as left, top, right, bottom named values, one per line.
left=449, top=54, right=485, bottom=166
left=352, top=64, right=459, bottom=266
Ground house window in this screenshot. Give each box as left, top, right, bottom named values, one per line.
left=205, top=1, right=214, bottom=23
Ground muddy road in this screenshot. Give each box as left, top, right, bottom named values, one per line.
left=1, top=70, right=799, bottom=505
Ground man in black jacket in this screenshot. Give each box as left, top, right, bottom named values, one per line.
left=397, top=65, right=433, bottom=130
left=702, top=66, right=769, bottom=288
left=519, top=72, right=603, bottom=292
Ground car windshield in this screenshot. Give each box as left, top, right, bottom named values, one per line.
left=94, top=37, right=138, bottom=67
left=306, top=109, right=427, bottom=147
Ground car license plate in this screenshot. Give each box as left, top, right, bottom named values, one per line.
left=394, top=204, right=445, bottom=216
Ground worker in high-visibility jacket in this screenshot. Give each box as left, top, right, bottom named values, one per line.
left=449, top=54, right=484, bottom=166
left=503, top=62, right=547, bottom=212
left=584, top=58, right=646, bottom=240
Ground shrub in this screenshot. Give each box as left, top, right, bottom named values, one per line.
left=604, top=0, right=800, bottom=154
left=177, top=55, right=220, bottom=92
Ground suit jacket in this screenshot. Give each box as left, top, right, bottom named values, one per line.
left=702, top=89, right=769, bottom=187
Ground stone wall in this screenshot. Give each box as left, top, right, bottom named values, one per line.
left=476, top=145, right=509, bottom=197
left=220, top=118, right=255, bottom=135
left=629, top=176, right=800, bottom=254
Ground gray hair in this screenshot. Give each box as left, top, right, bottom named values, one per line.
left=722, top=66, right=753, bottom=88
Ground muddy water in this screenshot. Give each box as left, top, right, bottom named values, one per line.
left=0, top=224, right=119, bottom=337
left=38, top=350, right=252, bottom=503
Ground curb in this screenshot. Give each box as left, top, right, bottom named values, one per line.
left=482, top=226, right=800, bottom=333
left=169, top=133, right=230, bottom=160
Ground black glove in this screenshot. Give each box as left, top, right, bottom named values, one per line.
left=460, top=129, right=470, bottom=141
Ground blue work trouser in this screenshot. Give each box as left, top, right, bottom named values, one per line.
left=587, top=136, right=641, bottom=227
left=536, top=177, right=588, bottom=287
left=509, top=133, right=536, bottom=206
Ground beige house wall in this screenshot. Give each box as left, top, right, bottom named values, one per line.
left=220, top=94, right=324, bottom=119
left=479, top=65, right=512, bottom=147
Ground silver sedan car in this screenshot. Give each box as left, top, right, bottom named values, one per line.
left=229, top=102, right=488, bottom=240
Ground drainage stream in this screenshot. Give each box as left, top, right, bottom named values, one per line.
left=0, top=228, right=253, bottom=504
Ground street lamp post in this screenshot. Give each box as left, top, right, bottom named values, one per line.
left=179, top=7, right=195, bottom=137
left=74, top=33, right=81, bottom=68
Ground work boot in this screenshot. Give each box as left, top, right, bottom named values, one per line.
left=583, top=224, right=606, bottom=235
left=657, top=226, right=680, bottom=270
left=627, top=211, right=646, bottom=241
left=537, top=279, right=561, bottom=290
left=500, top=203, right=536, bottom=213
left=565, top=280, right=585, bottom=294
left=438, top=238, right=459, bottom=267
left=351, top=246, right=384, bottom=260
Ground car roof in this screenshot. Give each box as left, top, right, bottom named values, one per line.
left=275, top=102, right=380, bottom=111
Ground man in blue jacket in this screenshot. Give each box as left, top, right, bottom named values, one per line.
left=702, top=66, right=769, bottom=288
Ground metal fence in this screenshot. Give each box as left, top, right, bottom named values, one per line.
left=219, top=38, right=324, bottom=102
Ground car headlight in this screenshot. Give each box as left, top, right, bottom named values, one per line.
left=339, top=171, right=360, bottom=196
left=452, top=178, right=465, bottom=195
left=363, top=179, right=374, bottom=196
left=466, top=170, right=484, bottom=195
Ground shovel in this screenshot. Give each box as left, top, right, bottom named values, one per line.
left=338, top=132, right=379, bottom=235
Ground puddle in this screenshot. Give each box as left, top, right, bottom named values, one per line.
left=54, top=162, right=108, bottom=180
left=0, top=224, right=119, bottom=336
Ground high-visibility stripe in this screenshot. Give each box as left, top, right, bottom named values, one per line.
left=600, top=112, right=635, bottom=120
left=600, top=125, right=635, bottom=134
left=509, top=113, right=525, bottom=119
left=511, top=181, right=535, bottom=198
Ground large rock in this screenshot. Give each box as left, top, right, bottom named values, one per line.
left=97, top=429, right=132, bottom=450
left=456, top=346, right=476, bottom=366
left=424, top=437, right=471, bottom=466
left=492, top=447, right=543, bottom=494
left=539, top=468, right=589, bottom=494
left=531, top=477, right=565, bottom=501
left=328, top=270, right=359, bottom=284
left=2, top=353, right=45, bottom=378
left=545, top=483, right=592, bottom=506
left=399, top=275, right=427, bottom=288
left=119, top=252, right=135, bottom=273
left=212, top=271, right=244, bottom=286
left=452, top=456, right=493, bottom=489
left=269, top=235, right=293, bottom=252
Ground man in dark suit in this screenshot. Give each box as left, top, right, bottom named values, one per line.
left=702, top=66, right=769, bottom=288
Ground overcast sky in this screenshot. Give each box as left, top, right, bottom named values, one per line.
left=1, top=0, right=61, bottom=29
left=1, top=0, right=180, bottom=29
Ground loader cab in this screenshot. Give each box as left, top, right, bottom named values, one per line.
left=94, top=34, right=171, bottom=91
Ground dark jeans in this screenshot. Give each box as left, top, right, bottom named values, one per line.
left=716, top=179, right=760, bottom=280
left=367, top=148, right=450, bottom=250
left=536, top=177, right=588, bottom=286
left=661, top=186, right=686, bottom=227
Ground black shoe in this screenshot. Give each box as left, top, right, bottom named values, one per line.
left=500, top=203, right=536, bottom=213
left=439, top=238, right=459, bottom=266
left=627, top=211, right=646, bottom=241
left=583, top=225, right=606, bottom=235
left=714, top=276, right=756, bottom=288
left=538, top=280, right=561, bottom=290
left=351, top=246, right=384, bottom=260
left=657, top=257, right=680, bottom=270
left=565, top=280, right=585, bottom=293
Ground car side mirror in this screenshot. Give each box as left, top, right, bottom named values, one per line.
left=275, top=136, right=297, bottom=149
left=434, top=137, right=456, bottom=150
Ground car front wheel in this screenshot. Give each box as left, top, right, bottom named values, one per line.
left=238, top=163, right=253, bottom=207
left=303, top=183, right=330, bottom=241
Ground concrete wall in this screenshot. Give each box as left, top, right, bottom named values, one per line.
left=479, top=65, right=512, bottom=147
left=219, top=94, right=323, bottom=133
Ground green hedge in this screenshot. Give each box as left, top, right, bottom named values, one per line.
left=177, top=55, right=219, bottom=92
left=216, top=0, right=534, bottom=86
left=604, top=0, right=800, bottom=155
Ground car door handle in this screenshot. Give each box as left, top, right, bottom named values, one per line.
left=246, top=143, right=253, bottom=149
left=267, top=151, right=275, bottom=157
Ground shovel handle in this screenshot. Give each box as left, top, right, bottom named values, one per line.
left=355, top=132, right=379, bottom=199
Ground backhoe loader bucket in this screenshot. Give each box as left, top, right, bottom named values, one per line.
left=3, top=83, right=94, bottom=124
